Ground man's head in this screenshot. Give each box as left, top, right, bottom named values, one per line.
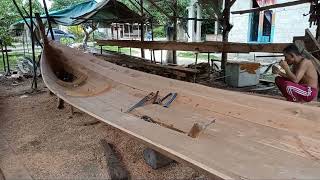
left=283, top=44, right=302, bottom=65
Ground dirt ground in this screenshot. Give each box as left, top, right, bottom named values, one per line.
left=0, top=76, right=207, bottom=179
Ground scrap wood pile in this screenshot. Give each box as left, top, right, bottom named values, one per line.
left=294, top=29, right=320, bottom=77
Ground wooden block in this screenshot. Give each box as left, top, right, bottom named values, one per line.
left=143, top=148, right=174, bottom=169
left=48, top=90, right=54, bottom=95
left=99, top=140, right=129, bottom=180
left=57, top=97, right=64, bottom=109
left=70, top=105, right=74, bottom=115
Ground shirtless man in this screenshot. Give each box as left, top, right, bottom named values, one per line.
left=272, top=44, right=318, bottom=102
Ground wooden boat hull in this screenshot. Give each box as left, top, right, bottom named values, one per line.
left=41, top=41, right=320, bottom=179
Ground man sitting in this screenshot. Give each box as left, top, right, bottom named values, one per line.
left=272, top=45, right=318, bottom=102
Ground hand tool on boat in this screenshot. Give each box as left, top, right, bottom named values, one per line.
left=159, top=93, right=178, bottom=108
left=126, top=92, right=156, bottom=113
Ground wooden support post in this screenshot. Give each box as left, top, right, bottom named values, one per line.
left=161, top=50, right=163, bottom=64
left=140, top=0, right=145, bottom=58
left=221, top=0, right=232, bottom=76
left=30, top=0, right=37, bottom=89
left=42, top=0, right=54, bottom=40
left=111, top=25, right=114, bottom=39
left=208, top=52, right=211, bottom=77
left=1, top=43, right=6, bottom=72
left=173, top=0, right=178, bottom=64
left=143, top=148, right=174, bottom=169
left=150, top=19, right=156, bottom=63
left=100, top=140, right=129, bottom=180
left=70, top=105, right=74, bottom=116
left=100, top=45, right=103, bottom=54
left=22, top=31, right=26, bottom=56
left=194, top=51, right=199, bottom=83
left=57, top=97, right=65, bottom=109
left=116, top=23, right=119, bottom=40
left=4, top=44, right=10, bottom=75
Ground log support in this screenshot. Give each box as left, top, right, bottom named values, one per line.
left=143, top=148, right=174, bottom=169
left=57, top=98, right=65, bottom=109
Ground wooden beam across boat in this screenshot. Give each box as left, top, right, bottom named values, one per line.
left=231, top=0, right=311, bottom=15
left=95, top=39, right=290, bottom=53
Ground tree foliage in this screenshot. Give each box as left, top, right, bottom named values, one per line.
left=50, top=0, right=86, bottom=11
left=119, top=0, right=190, bottom=25
left=23, top=0, right=45, bottom=14
left=0, top=0, right=23, bottom=46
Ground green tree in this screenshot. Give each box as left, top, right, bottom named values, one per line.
left=0, top=0, right=23, bottom=46
left=23, top=0, right=45, bottom=14
left=50, top=0, right=86, bottom=11
left=119, top=0, right=190, bottom=25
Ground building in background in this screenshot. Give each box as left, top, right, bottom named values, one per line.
left=229, top=0, right=316, bottom=43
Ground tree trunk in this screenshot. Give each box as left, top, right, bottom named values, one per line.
left=166, top=25, right=174, bottom=64
left=82, top=25, right=97, bottom=49
left=83, top=31, right=90, bottom=48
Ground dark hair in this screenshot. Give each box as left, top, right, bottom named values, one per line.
left=283, top=44, right=301, bottom=56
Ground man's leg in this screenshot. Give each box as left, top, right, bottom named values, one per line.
left=286, top=84, right=316, bottom=102
left=275, top=76, right=291, bottom=99
left=275, top=76, right=312, bottom=102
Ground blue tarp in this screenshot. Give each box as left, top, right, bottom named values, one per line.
left=11, top=0, right=140, bottom=29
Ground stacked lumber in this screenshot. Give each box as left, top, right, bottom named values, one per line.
left=94, top=51, right=198, bottom=81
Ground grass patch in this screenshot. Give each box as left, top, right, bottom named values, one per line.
left=96, top=45, right=139, bottom=55
left=178, top=51, right=219, bottom=60
left=0, top=51, right=41, bottom=73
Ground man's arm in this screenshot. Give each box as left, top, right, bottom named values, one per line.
left=272, top=65, right=288, bottom=78
left=282, top=61, right=307, bottom=83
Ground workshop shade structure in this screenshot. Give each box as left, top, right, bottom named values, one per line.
left=11, top=0, right=141, bottom=29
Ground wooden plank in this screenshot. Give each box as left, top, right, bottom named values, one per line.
left=294, top=29, right=320, bottom=75
left=231, top=0, right=311, bottom=15
left=95, top=39, right=290, bottom=53
left=40, top=41, right=320, bottom=179
left=304, top=29, right=320, bottom=60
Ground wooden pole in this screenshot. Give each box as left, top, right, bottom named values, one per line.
left=173, top=0, right=177, bottom=64
left=42, top=0, right=54, bottom=40
left=22, top=31, right=26, bottom=56
left=30, top=0, right=37, bottom=89
left=140, top=0, right=145, bottom=58
left=4, top=44, right=10, bottom=75
left=221, top=0, right=231, bottom=76
left=231, top=0, right=310, bottom=14
left=150, top=19, right=156, bottom=63
left=1, top=43, right=6, bottom=72
left=116, top=23, right=119, bottom=40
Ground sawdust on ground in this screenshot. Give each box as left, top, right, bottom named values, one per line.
left=0, top=76, right=208, bottom=179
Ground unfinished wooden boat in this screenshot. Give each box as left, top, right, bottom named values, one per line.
left=40, top=40, right=320, bottom=179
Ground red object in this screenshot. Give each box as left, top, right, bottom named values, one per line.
left=275, top=76, right=318, bottom=102
left=256, top=0, right=276, bottom=7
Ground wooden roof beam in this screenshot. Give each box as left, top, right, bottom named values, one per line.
left=231, top=0, right=311, bottom=15
left=95, top=39, right=290, bottom=53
